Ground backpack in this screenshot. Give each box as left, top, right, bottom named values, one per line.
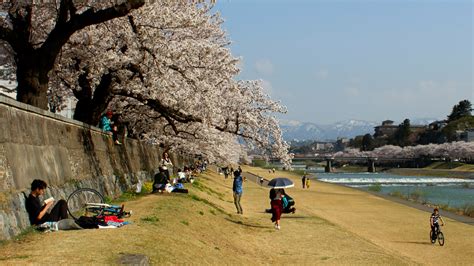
left=75, top=216, right=106, bottom=229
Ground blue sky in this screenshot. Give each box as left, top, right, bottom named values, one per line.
left=214, top=0, right=473, bottom=124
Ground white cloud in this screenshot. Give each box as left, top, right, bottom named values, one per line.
left=261, top=79, right=273, bottom=95
left=367, top=80, right=463, bottom=120
left=255, top=59, right=274, bottom=75
left=344, top=87, right=360, bottom=97
left=316, top=69, right=329, bottom=80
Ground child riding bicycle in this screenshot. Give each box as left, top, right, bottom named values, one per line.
left=430, top=207, right=445, bottom=243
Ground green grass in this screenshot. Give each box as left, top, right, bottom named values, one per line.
left=0, top=226, right=39, bottom=247
left=388, top=189, right=473, bottom=218
left=113, top=181, right=153, bottom=203
left=409, top=189, right=424, bottom=202
left=432, top=162, right=464, bottom=169
left=252, top=159, right=267, bottom=168
left=189, top=194, right=227, bottom=215
left=462, top=204, right=474, bottom=217
left=0, top=255, right=30, bottom=261
left=140, top=215, right=160, bottom=224
left=425, top=162, right=445, bottom=169
left=287, top=169, right=306, bottom=176
left=192, top=180, right=225, bottom=198
left=426, top=161, right=474, bottom=171
left=388, top=190, right=406, bottom=199
left=367, top=184, right=382, bottom=192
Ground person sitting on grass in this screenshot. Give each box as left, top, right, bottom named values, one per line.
left=25, top=179, right=68, bottom=226
left=430, top=207, right=445, bottom=243
left=177, top=168, right=186, bottom=183
left=152, top=167, right=170, bottom=193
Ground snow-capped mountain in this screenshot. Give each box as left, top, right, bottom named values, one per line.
left=280, top=119, right=377, bottom=141
left=280, top=118, right=439, bottom=141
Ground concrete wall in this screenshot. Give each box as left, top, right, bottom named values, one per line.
left=0, top=95, right=178, bottom=240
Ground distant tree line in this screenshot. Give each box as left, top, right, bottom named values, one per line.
left=350, top=100, right=473, bottom=151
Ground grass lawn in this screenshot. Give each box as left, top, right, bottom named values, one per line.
left=1, top=167, right=473, bottom=264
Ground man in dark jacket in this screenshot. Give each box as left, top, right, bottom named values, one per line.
left=25, top=179, right=68, bottom=225
left=152, top=167, right=170, bottom=193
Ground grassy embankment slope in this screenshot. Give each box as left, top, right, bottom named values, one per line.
left=1, top=167, right=473, bottom=264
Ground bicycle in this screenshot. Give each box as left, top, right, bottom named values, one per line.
left=430, top=225, right=445, bottom=246
left=67, top=188, right=131, bottom=220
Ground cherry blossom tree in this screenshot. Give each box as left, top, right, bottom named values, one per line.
left=334, top=142, right=474, bottom=161
left=48, top=1, right=291, bottom=166
left=0, top=0, right=145, bottom=109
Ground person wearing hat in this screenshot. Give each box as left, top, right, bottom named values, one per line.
left=100, top=111, right=121, bottom=145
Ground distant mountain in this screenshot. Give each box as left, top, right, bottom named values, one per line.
left=280, top=117, right=439, bottom=141
left=279, top=119, right=377, bottom=141
left=410, top=118, right=438, bottom=125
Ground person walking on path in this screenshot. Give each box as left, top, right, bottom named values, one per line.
left=270, top=188, right=284, bottom=230
left=305, top=177, right=311, bottom=189
left=302, top=174, right=307, bottom=188
left=232, top=170, right=244, bottom=214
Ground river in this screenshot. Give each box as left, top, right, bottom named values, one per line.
left=305, top=168, right=474, bottom=208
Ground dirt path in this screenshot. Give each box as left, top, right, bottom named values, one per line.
left=245, top=166, right=474, bottom=265
left=0, top=167, right=472, bottom=264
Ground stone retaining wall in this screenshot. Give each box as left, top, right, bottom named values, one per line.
left=0, top=95, right=184, bottom=240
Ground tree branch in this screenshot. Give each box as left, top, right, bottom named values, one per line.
left=41, top=0, right=145, bottom=69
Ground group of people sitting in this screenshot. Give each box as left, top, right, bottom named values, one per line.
left=152, top=166, right=193, bottom=193
left=152, top=152, right=206, bottom=193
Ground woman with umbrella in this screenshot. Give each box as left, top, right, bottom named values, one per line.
left=268, top=177, right=294, bottom=230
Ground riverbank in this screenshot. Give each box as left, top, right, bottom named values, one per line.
left=386, top=168, right=474, bottom=179
left=363, top=188, right=474, bottom=225
left=1, top=167, right=473, bottom=264
left=335, top=164, right=474, bottom=179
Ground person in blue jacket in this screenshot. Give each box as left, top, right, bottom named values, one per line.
left=232, top=170, right=244, bottom=214
left=100, top=111, right=121, bottom=145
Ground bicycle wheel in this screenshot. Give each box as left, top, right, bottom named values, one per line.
left=437, top=232, right=445, bottom=246
left=67, top=188, right=105, bottom=220
left=429, top=230, right=435, bottom=244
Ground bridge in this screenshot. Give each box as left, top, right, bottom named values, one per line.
left=270, top=156, right=416, bottom=173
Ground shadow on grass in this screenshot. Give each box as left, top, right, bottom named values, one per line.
left=282, top=215, right=311, bottom=219
left=225, top=218, right=268, bottom=229
left=392, top=240, right=433, bottom=246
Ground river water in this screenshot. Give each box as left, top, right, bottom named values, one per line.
left=306, top=168, right=474, bottom=208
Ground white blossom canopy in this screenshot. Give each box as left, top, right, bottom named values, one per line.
left=48, top=1, right=291, bottom=166
left=333, top=142, right=474, bottom=161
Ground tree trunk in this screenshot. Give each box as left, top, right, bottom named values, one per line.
left=15, top=60, right=50, bottom=110
left=73, top=72, right=114, bottom=126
